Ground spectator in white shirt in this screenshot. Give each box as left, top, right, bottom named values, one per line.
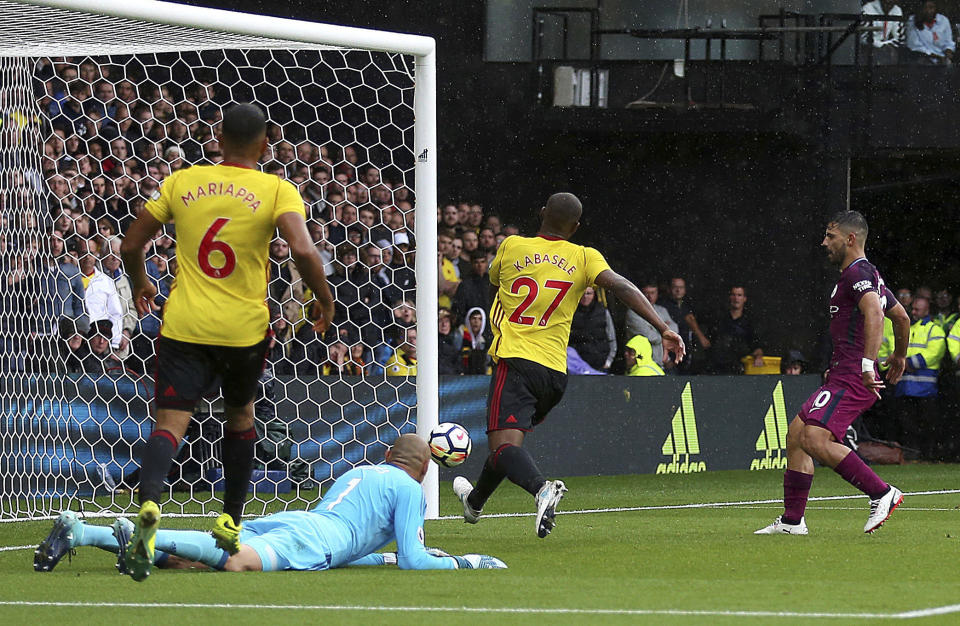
left=100, top=239, right=136, bottom=359
left=80, top=254, right=125, bottom=357
left=861, top=0, right=904, bottom=64
left=906, top=1, right=955, bottom=64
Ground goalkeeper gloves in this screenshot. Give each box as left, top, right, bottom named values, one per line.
left=452, top=554, right=508, bottom=569
left=379, top=549, right=506, bottom=569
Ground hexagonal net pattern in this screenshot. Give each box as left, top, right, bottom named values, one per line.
left=0, top=4, right=429, bottom=521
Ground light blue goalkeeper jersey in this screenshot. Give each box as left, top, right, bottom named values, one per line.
left=240, top=463, right=456, bottom=571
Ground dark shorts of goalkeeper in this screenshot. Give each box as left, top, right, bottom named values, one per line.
left=153, top=333, right=270, bottom=411
left=486, top=357, right=567, bottom=433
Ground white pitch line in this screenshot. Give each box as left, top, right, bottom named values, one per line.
left=737, top=506, right=957, bottom=511
left=435, top=488, right=960, bottom=520
left=897, top=604, right=960, bottom=619
left=7, top=489, right=956, bottom=525
left=0, top=511, right=219, bottom=524
left=1, top=505, right=954, bottom=555
left=0, top=500, right=953, bottom=556
left=1, top=489, right=955, bottom=530
left=2, top=599, right=960, bottom=619
left=0, top=545, right=32, bottom=552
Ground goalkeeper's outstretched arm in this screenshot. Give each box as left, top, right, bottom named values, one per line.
left=392, top=481, right=506, bottom=569
left=347, top=552, right=394, bottom=566
left=351, top=549, right=507, bottom=569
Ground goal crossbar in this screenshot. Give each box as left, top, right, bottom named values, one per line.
left=4, top=0, right=437, bottom=57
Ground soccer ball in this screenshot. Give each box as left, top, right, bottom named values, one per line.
left=428, top=422, right=472, bottom=467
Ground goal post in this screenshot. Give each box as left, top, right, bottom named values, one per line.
left=0, top=0, right=440, bottom=520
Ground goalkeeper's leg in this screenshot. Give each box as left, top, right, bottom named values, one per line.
left=82, top=518, right=225, bottom=570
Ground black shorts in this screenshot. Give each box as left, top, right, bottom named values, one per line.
left=154, top=334, right=270, bottom=411
left=486, top=357, right=567, bottom=432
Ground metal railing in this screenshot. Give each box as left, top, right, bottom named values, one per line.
left=532, top=7, right=893, bottom=108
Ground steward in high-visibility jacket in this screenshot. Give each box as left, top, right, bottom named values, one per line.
left=625, top=335, right=665, bottom=376
left=878, top=316, right=895, bottom=371
left=946, top=317, right=960, bottom=365
left=934, top=309, right=958, bottom=333
left=895, top=315, right=946, bottom=398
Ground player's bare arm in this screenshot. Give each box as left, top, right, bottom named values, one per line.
left=276, top=211, right=335, bottom=334
left=884, top=301, right=909, bottom=384
left=595, top=269, right=685, bottom=363
left=859, top=291, right=885, bottom=397
left=119, top=210, right=164, bottom=316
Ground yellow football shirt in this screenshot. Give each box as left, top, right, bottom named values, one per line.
left=145, top=163, right=305, bottom=346
left=386, top=348, right=417, bottom=376
left=439, top=257, right=459, bottom=309
left=488, top=234, right=611, bottom=373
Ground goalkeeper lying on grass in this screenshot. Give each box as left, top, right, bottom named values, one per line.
left=34, top=434, right=506, bottom=576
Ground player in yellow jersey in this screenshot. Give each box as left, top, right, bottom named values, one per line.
left=118, top=104, right=335, bottom=581
left=453, top=192, right=685, bottom=538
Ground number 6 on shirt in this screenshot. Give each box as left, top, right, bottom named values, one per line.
left=198, top=217, right=237, bottom=279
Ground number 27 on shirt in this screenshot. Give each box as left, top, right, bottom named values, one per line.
left=508, top=278, right=573, bottom=327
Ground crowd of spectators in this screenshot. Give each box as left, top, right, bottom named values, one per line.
left=2, top=55, right=429, bottom=378
left=860, top=1, right=958, bottom=66
left=2, top=56, right=546, bottom=381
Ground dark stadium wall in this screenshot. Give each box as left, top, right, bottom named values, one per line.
left=489, top=129, right=849, bottom=365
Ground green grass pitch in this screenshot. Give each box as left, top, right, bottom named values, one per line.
left=1, top=465, right=959, bottom=625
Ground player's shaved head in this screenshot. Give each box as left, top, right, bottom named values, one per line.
left=220, top=103, right=267, bottom=147
left=387, top=433, right=431, bottom=481
left=539, top=192, right=582, bottom=238
left=828, top=210, right=869, bottom=242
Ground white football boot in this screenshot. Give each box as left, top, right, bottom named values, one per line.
left=453, top=476, right=481, bottom=524
left=864, top=486, right=903, bottom=533
left=754, top=515, right=809, bottom=535
left=535, top=480, right=567, bottom=538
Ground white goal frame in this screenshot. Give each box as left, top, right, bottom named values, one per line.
left=4, top=0, right=441, bottom=518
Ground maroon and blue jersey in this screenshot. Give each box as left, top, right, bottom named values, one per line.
left=799, top=258, right=894, bottom=439
left=828, top=257, right=893, bottom=374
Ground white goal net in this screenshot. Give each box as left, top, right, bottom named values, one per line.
left=0, top=0, right=439, bottom=522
